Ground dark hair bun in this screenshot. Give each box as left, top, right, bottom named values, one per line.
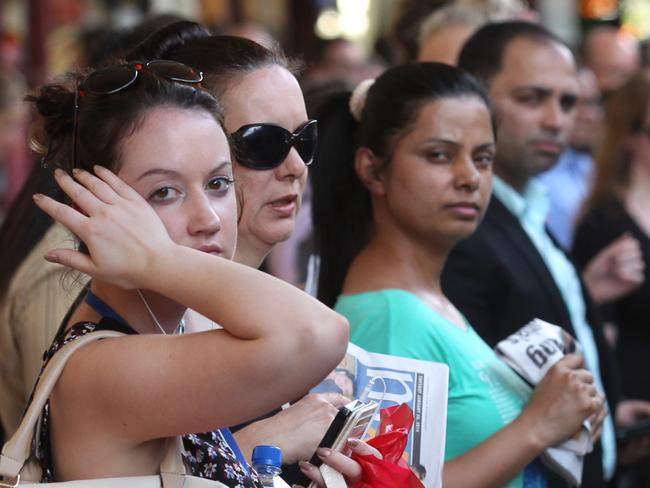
left=29, top=83, right=76, bottom=119
left=25, top=82, right=77, bottom=158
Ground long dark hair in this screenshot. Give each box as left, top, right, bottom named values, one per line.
left=312, top=62, right=492, bottom=307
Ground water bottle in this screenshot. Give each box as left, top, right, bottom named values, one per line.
left=252, top=444, right=282, bottom=488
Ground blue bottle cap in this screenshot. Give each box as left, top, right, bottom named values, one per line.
left=252, top=445, right=282, bottom=467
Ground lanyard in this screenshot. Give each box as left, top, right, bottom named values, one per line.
left=85, top=290, right=130, bottom=326
left=220, top=427, right=250, bottom=474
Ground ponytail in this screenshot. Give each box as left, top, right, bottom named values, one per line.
left=311, top=92, right=372, bottom=308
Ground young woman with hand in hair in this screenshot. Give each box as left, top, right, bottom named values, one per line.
left=27, top=60, right=347, bottom=486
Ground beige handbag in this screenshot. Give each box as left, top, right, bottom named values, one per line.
left=0, top=330, right=228, bottom=488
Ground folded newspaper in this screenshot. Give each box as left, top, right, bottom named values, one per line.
left=311, top=343, right=449, bottom=488
left=495, top=318, right=594, bottom=486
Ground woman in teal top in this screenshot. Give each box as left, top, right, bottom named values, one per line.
left=311, top=62, right=606, bottom=488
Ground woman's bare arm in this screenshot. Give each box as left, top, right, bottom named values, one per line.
left=36, top=167, right=348, bottom=442
left=443, top=354, right=604, bottom=488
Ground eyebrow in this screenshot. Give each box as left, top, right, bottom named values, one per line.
left=421, top=138, right=461, bottom=146
left=512, top=86, right=578, bottom=99
left=512, top=86, right=553, bottom=96
left=136, top=161, right=232, bottom=181
left=474, top=142, right=496, bottom=151
left=421, top=138, right=496, bottom=149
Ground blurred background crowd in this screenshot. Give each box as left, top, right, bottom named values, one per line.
left=1, top=0, right=650, bottom=226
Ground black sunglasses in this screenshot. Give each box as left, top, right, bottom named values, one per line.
left=71, top=60, right=203, bottom=170
left=230, top=119, right=318, bottom=170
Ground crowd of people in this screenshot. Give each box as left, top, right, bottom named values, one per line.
left=1, top=1, right=650, bottom=487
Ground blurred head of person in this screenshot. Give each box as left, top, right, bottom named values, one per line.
left=581, top=25, right=640, bottom=97
left=387, top=0, right=452, bottom=64
left=417, top=0, right=526, bottom=65
left=0, top=33, right=22, bottom=74
left=305, top=38, right=386, bottom=88
left=80, top=14, right=187, bottom=69
left=569, top=67, right=603, bottom=153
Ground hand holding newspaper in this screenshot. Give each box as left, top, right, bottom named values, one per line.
left=495, top=318, right=594, bottom=486
left=311, top=343, right=449, bottom=488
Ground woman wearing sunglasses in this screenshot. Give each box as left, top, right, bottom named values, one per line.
left=23, top=60, right=348, bottom=485
left=127, top=22, right=353, bottom=479
left=310, top=62, right=604, bottom=488
left=130, top=22, right=314, bottom=271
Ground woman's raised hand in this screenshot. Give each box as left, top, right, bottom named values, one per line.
left=519, top=353, right=605, bottom=449
left=33, top=166, right=174, bottom=289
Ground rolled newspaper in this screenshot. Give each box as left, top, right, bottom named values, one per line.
left=495, top=318, right=594, bottom=486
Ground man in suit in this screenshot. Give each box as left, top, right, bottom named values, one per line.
left=441, top=21, right=631, bottom=487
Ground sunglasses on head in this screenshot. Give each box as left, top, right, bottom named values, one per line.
left=230, top=119, right=318, bottom=170
left=71, top=60, right=203, bottom=170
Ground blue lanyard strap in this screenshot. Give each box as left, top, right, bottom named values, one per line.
left=85, top=290, right=129, bottom=327
left=220, top=427, right=250, bottom=474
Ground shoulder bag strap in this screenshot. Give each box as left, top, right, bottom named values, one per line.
left=1, top=330, right=124, bottom=478
left=0, top=329, right=231, bottom=488
left=0, top=330, right=187, bottom=482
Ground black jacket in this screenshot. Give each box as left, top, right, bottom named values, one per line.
left=442, top=196, right=620, bottom=487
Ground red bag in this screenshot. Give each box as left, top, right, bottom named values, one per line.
left=350, top=404, right=425, bottom=488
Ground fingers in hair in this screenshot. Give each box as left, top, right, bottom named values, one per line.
left=72, top=168, right=119, bottom=205
left=53, top=169, right=102, bottom=215
left=93, top=165, right=142, bottom=201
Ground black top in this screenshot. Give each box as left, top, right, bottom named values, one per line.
left=573, top=196, right=650, bottom=401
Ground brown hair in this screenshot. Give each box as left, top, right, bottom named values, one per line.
left=28, top=65, right=222, bottom=175
left=128, top=21, right=299, bottom=100
left=584, top=69, right=650, bottom=212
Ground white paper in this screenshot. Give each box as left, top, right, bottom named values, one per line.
left=495, top=318, right=594, bottom=486
left=311, top=342, right=449, bottom=488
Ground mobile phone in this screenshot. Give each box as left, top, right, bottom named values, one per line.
left=301, top=399, right=377, bottom=488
